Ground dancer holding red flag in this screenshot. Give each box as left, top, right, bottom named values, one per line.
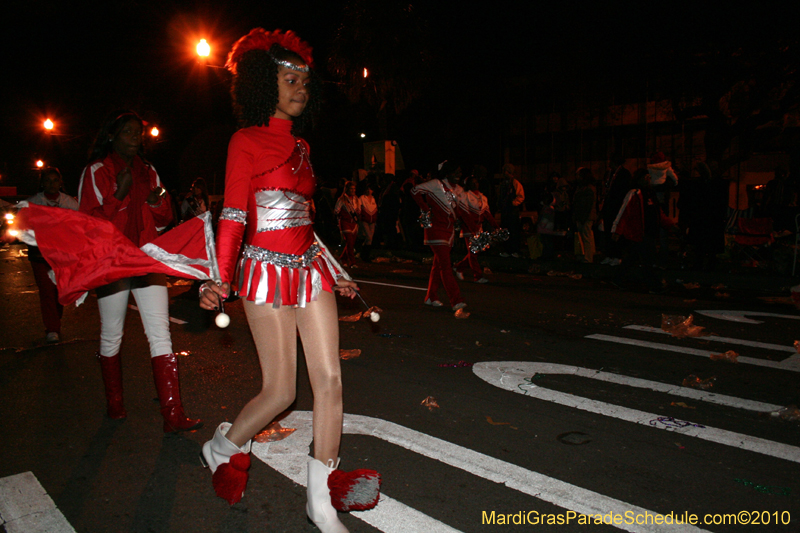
left=78, top=111, right=202, bottom=432
left=198, top=29, right=379, bottom=531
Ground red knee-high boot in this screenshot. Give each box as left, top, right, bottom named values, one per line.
left=151, top=353, right=203, bottom=433
left=97, top=352, right=127, bottom=419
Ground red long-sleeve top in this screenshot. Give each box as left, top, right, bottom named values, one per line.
left=78, top=152, right=172, bottom=247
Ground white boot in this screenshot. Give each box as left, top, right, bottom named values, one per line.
left=307, top=458, right=349, bottom=533
left=201, top=422, right=252, bottom=505
left=201, top=422, right=251, bottom=472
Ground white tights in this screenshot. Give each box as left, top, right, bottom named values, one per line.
left=225, top=290, right=343, bottom=464
left=96, top=273, right=172, bottom=358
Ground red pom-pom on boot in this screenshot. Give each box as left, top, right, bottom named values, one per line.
left=201, top=423, right=252, bottom=505
left=328, top=468, right=382, bottom=512
left=212, top=453, right=251, bottom=505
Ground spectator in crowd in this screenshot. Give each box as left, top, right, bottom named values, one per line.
left=572, top=167, right=597, bottom=263
left=498, top=163, right=525, bottom=257
left=647, top=151, right=679, bottom=204
left=400, top=169, right=425, bottom=251
left=25, top=167, right=80, bottom=343
left=357, top=180, right=377, bottom=262
left=763, top=167, right=797, bottom=231
left=377, top=173, right=402, bottom=249
left=599, top=153, right=632, bottom=266
left=79, top=110, right=201, bottom=432
left=679, top=162, right=728, bottom=270
left=181, top=177, right=209, bottom=222
left=335, top=181, right=360, bottom=268
left=611, top=169, right=675, bottom=292
left=537, top=193, right=567, bottom=260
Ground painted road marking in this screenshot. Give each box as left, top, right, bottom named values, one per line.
left=252, top=411, right=708, bottom=533
left=694, top=310, right=800, bottom=324
left=128, top=304, right=187, bottom=325
left=0, top=472, right=76, bottom=533
left=586, top=334, right=800, bottom=372
left=353, top=279, right=428, bottom=291
left=473, top=362, right=800, bottom=464
left=623, top=325, right=797, bottom=352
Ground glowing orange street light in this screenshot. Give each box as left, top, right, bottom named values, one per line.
left=360, top=133, right=366, bottom=138
left=196, top=39, right=210, bottom=58
left=363, top=68, right=368, bottom=78
left=150, top=126, right=160, bottom=137
left=43, top=119, right=54, bottom=131
left=35, top=160, right=44, bottom=168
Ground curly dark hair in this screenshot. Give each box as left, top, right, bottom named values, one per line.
left=231, top=45, right=321, bottom=134
left=88, top=110, right=146, bottom=163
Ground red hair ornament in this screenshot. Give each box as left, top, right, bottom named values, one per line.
left=226, top=28, right=314, bottom=74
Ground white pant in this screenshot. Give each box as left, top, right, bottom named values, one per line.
left=96, top=274, right=172, bottom=358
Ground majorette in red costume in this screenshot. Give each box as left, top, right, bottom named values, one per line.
left=454, top=182, right=499, bottom=282
left=200, top=29, right=380, bottom=528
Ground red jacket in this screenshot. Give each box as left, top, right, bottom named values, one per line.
left=79, top=152, right=172, bottom=247
left=411, top=179, right=459, bottom=246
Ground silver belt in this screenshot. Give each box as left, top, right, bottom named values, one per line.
left=241, top=242, right=322, bottom=269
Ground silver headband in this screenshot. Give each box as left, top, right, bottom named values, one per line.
left=272, top=57, right=310, bottom=72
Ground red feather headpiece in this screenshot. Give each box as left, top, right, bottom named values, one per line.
left=226, top=28, right=314, bottom=74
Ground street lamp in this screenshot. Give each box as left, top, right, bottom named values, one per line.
left=150, top=126, right=160, bottom=138
left=43, top=119, right=54, bottom=131
left=35, top=160, right=44, bottom=168
left=196, top=39, right=210, bottom=58
left=363, top=68, right=369, bottom=78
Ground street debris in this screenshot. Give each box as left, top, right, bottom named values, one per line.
left=661, top=314, right=707, bottom=338
left=438, top=361, right=473, bottom=368
left=682, top=375, right=716, bottom=390
left=709, top=350, right=739, bottom=363
left=734, top=478, right=792, bottom=496
left=557, top=431, right=591, bottom=445
left=649, top=416, right=706, bottom=429
left=254, top=421, right=296, bottom=443
left=338, top=307, right=384, bottom=322
left=339, top=349, right=361, bottom=360
left=176, top=351, right=192, bottom=357
left=420, top=396, right=439, bottom=411
left=339, top=312, right=363, bottom=322
left=791, top=284, right=800, bottom=309
left=486, top=416, right=516, bottom=429
left=770, top=405, right=800, bottom=422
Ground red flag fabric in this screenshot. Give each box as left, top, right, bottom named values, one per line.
left=15, top=203, right=219, bottom=306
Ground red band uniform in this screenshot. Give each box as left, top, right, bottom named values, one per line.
left=411, top=178, right=465, bottom=308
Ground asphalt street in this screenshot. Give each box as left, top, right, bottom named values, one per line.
left=1, top=242, right=799, bottom=533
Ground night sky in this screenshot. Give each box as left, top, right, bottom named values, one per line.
left=1, top=1, right=793, bottom=196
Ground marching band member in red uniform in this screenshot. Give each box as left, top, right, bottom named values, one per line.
left=334, top=181, right=360, bottom=267
left=79, top=111, right=202, bottom=432
left=198, top=29, right=377, bottom=532
left=412, top=161, right=467, bottom=311
left=358, top=182, right=378, bottom=263
left=454, top=176, right=499, bottom=283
